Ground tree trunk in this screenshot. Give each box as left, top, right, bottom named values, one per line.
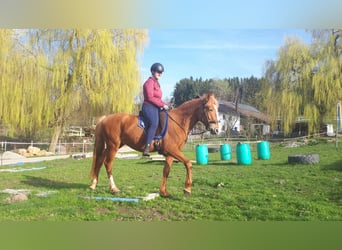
left=49, top=124, right=62, bottom=153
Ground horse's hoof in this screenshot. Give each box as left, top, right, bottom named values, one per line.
left=89, top=185, right=96, bottom=190
left=183, top=189, right=191, bottom=197
left=160, top=192, right=172, bottom=198
left=111, top=188, right=121, bottom=194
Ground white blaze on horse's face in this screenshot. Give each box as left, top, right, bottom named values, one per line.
left=210, top=103, right=219, bottom=134
left=215, top=104, right=219, bottom=122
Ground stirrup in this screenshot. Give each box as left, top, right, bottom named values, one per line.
left=142, top=151, right=150, bottom=157
left=142, top=145, right=150, bottom=157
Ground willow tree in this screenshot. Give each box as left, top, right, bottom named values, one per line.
left=27, top=29, right=148, bottom=152
left=263, top=30, right=342, bottom=135
left=264, top=37, right=314, bottom=134
left=310, top=29, right=342, bottom=128
left=0, top=29, right=52, bottom=137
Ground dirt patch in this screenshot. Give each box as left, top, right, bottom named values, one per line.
left=96, top=207, right=111, bottom=215
left=115, top=205, right=173, bottom=221
left=5, top=193, right=28, bottom=203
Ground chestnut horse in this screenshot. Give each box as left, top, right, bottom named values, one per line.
left=89, top=93, right=219, bottom=197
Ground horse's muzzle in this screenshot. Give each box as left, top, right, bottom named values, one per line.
left=207, top=124, right=219, bottom=135
left=210, top=128, right=219, bottom=135
left=207, top=120, right=219, bottom=135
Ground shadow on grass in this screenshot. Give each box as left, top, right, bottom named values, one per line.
left=328, top=188, right=342, bottom=205
left=21, top=175, right=88, bottom=189
left=320, top=159, right=342, bottom=204
left=137, top=160, right=240, bottom=167
left=136, top=160, right=165, bottom=166
left=206, top=161, right=237, bottom=166
left=321, top=160, right=342, bottom=171
left=135, top=158, right=298, bottom=167
left=202, top=160, right=291, bottom=167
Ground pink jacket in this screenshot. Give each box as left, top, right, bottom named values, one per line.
left=143, top=76, right=165, bottom=107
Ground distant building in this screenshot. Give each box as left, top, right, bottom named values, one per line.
left=218, top=101, right=270, bottom=137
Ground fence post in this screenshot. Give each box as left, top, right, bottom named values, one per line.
left=0, top=141, right=3, bottom=166
left=336, top=101, right=341, bottom=150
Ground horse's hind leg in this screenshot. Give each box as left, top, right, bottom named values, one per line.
left=90, top=153, right=105, bottom=190
left=104, top=145, right=120, bottom=194
left=90, top=148, right=106, bottom=190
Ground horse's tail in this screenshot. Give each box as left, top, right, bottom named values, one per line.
left=90, top=116, right=106, bottom=178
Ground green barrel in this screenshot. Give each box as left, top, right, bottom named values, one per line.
left=236, top=143, right=252, bottom=165
left=220, top=144, right=231, bottom=160
left=196, top=144, right=208, bottom=165
left=257, top=141, right=270, bottom=160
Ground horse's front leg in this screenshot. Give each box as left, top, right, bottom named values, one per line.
left=160, top=156, right=174, bottom=197
left=104, top=147, right=120, bottom=194
left=161, top=152, right=193, bottom=197
left=183, top=160, right=193, bottom=196
left=175, top=152, right=193, bottom=196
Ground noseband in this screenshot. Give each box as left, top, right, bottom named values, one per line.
left=203, top=101, right=219, bottom=127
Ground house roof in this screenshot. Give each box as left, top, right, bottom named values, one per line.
left=218, top=100, right=270, bottom=123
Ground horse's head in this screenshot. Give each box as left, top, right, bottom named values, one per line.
left=202, top=93, right=219, bottom=135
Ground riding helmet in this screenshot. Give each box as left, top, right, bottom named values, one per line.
left=150, top=63, right=164, bottom=73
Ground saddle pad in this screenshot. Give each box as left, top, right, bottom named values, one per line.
left=138, top=116, right=147, bottom=130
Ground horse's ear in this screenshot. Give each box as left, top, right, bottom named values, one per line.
left=204, top=92, right=214, bottom=101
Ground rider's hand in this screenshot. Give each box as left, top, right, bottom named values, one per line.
left=163, top=104, right=169, bottom=110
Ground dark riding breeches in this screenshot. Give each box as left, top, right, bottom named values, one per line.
left=142, top=103, right=160, bottom=145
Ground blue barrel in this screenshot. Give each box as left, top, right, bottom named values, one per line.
left=196, top=144, right=208, bottom=165
left=220, top=144, right=231, bottom=160
left=236, top=143, right=252, bottom=165
left=257, top=141, right=270, bottom=160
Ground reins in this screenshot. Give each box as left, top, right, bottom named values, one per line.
left=168, top=113, right=189, bottom=137
left=167, top=98, right=214, bottom=137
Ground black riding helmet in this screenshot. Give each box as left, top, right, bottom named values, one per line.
left=150, top=63, right=164, bottom=73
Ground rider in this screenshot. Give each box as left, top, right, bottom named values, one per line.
left=142, top=62, right=169, bottom=156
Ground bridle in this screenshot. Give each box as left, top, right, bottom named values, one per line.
left=167, top=98, right=220, bottom=137
left=202, top=100, right=219, bottom=129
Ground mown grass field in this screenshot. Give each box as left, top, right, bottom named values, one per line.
left=0, top=139, right=341, bottom=221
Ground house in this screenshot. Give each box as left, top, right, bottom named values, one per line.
left=218, top=101, right=270, bottom=136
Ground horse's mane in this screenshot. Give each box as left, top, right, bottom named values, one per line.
left=174, top=97, right=202, bottom=109
left=172, top=92, right=214, bottom=111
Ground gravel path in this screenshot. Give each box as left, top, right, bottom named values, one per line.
left=0, top=145, right=137, bottom=166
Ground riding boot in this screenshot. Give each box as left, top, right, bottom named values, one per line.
left=142, top=144, right=150, bottom=157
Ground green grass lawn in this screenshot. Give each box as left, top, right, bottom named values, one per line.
left=0, top=139, right=341, bottom=221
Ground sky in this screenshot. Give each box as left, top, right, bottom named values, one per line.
left=140, top=29, right=313, bottom=99
left=0, top=0, right=340, bottom=99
